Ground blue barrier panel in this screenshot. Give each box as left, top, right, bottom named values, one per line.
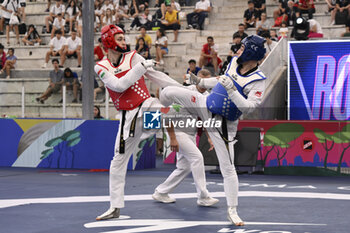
left=0, top=119, right=155, bottom=170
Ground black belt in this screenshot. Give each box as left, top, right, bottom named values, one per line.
left=212, top=113, right=234, bottom=164
left=119, top=103, right=143, bottom=154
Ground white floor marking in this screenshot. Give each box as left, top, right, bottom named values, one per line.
left=83, top=219, right=326, bottom=233
left=1, top=191, right=350, bottom=209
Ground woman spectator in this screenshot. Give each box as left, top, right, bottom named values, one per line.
left=115, top=0, right=130, bottom=20
left=155, top=28, right=168, bottom=66
left=135, top=37, right=150, bottom=59
left=95, top=0, right=104, bottom=23
left=325, top=0, right=337, bottom=25
left=0, top=48, right=16, bottom=79
left=62, top=67, right=80, bottom=103
left=256, top=12, right=271, bottom=35
left=94, top=105, right=104, bottom=119
left=76, top=11, right=83, bottom=37
left=1, top=0, right=20, bottom=45
left=22, top=24, right=42, bottom=46
left=65, top=0, right=80, bottom=33
left=101, top=0, right=115, bottom=18
left=102, top=8, right=116, bottom=27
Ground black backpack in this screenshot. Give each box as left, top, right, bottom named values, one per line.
left=19, top=23, right=26, bottom=34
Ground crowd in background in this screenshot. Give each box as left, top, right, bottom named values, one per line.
left=0, top=0, right=350, bottom=105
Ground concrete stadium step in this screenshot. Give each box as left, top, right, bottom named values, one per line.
left=15, top=57, right=80, bottom=69
left=0, top=78, right=48, bottom=93
left=4, top=42, right=188, bottom=58
left=6, top=68, right=81, bottom=79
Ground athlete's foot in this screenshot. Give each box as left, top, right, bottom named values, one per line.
left=227, top=207, right=244, bottom=226
left=96, top=207, right=120, bottom=221
left=152, top=190, right=176, bottom=203
left=197, top=196, right=219, bottom=206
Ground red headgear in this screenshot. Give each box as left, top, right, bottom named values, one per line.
left=101, top=25, right=127, bottom=52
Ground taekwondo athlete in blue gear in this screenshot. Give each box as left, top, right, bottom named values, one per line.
left=206, top=35, right=266, bottom=121
left=159, top=35, right=267, bottom=226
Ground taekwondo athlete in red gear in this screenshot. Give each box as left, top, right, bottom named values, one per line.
left=94, top=25, right=181, bottom=221
left=160, top=35, right=267, bottom=226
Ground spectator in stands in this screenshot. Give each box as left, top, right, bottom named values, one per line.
left=135, top=37, right=150, bottom=59
left=161, top=4, right=181, bottom=42
left=0, top=44, right=6, bottom=71
left=219, top=55, right=233, bottom=75
left=233, top=23, right=248, bottom=40
left=244, top=0, right=258, bottom=28
left=261, top=30, right=278, bottom=57
left=101, top=0, right=115, bottom=18
left=155, top=28, right=168, bottom=66
left=42, top=30, right=67, bottom=69
left=336, top=0, right=350, bottom=19
left=94, top=106, right=104, bottom=119
left=325, top=0, right=337, bottom=25
left=270, top=29, right=278, bottom=41
left=45, top=0, right=52, bottom=12
left=171, top=0, right=181, bottom=11
left=253, top=0, right=266, bottom=20
left=199, top=36, right=221, bottom=75
left=115, top=0, right=130, bottom=21
left=186, top=0, right=211, bottom=30
left=36, top=59, right=64, bottom=104
left=95, top=0, right=104, bottom=23
left=0, top=47, right=16, bottom=79
left=94, top=38, right=107, bottom=61
left=51, top=13, right=65, bottom=39
left=136, top=0, right=149, bottom=8
left=1, top=0, right=21, bottom=45
left=61, top=30, right=82, bottom=67
left=273, top=0, right=289, bottom=25
left=76, top=10, right=83, bottom=37
left=287, top=0, right=300, bottom=26
left=278, top=21, right=289, bottom=38
left=45, top=0, right=66, bottom=34
left=65, top=0, right=80, bottom=33
left=341, top=19, right=350, bottom=36
left=308, top=18, right=324, bottom=37
left=297, top=0, right=315, bottom=19
left=60, top=67, right=80, bottom=103
left=19, top=0, right=26, bottom=22
left=22, top=24, right=42, bottom=45
left=256, top=12, right=271, bottom=35
left=129, top=0, right=140, bottom=18
left=136, top=26, right=152, bottom=49
left=94, top=81, right=105, bottom=102
left=186, top=59, right=201, bottom=75
left=183, top=59, right=201, bottom=84
left=129, top=7, right=152, bottom=31
left=102, top=8, right=116, bottom=27
left=229, top=34, right=242, bottom=57
left=154, top=0, right=168, bottom=19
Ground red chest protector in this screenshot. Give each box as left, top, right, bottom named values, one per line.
left=97, top=51, right=150, bottom=110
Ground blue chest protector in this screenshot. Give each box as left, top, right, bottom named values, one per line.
left=206, top=57, right=266, bottom=121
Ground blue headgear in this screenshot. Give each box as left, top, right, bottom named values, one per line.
left=238, top=35, right=266, bottom=63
